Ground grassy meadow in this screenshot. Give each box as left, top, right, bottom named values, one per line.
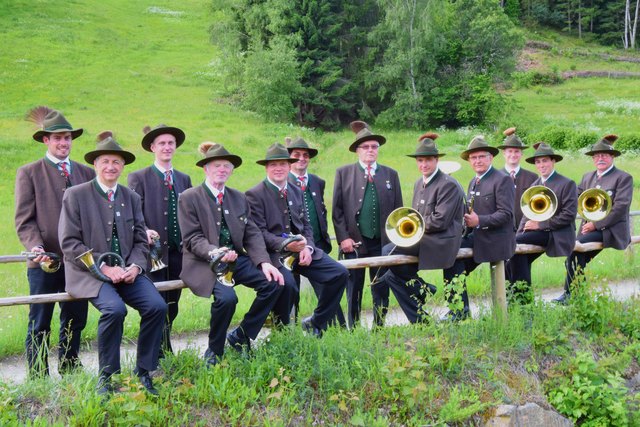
left=0, top=1, right=639, bottom=423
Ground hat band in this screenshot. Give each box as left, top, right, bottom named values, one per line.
left=45, top=124, right=73, bottom=132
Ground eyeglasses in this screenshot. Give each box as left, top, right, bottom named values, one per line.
left=592, top=153, right=612, bottom=159
left=468, top=154, right=490, bottom=161
left=358, top=144, right=379, bottom=151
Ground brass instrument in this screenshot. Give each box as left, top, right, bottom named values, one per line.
left=21, top=251, right=61, bottom=273
left=278, top=234, right=305, bottom=270
left=75, top=249, right=125, bottom=283
left=520, top=185, right=558, bottom=222
left=149, top=236, right=167, bottom=272
left=209, top=248, right=235, bottom=287
left=577, top=188, right=611, bottom=222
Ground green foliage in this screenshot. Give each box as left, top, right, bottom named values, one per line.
left=512, top=70, right=563, bottom=88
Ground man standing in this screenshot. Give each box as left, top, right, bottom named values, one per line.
left=247, top=143, right=348, bottom=336
left=332, top=121, right=402, bottom=328
left=128, top=124, right=192, bottom=357
left=443, top=136, right=516, bottom=320
left=178, top=142, right=284, bottom=366
left=557, top=135, right=633, bottom=303
left=59, top=132, right=167, bottom=395
left=507, top=143, right=577, bottom=304
left=15, top=107, right=95, bottom=377
left=377, top=133, right=465, bottom=323
left=286, top=136, right=345, bottom=327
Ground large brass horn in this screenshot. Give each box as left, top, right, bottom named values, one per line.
left=75, top=249, right=125, bottom=283
left=385, top=207, right=425, bottom=247
left=21, top=251, right=61, bottom=273
left=578, top=188, right=611, bottom=222
left=149, top=236, right=167, bottom=272
left=277, top=234, right=305, bottom=271
left=209, top=248, right=235, bottom=287
left=520, top=185, right=558, bottom=222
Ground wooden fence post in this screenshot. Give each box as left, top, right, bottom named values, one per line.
left=490, top=261, right=508, bottom=321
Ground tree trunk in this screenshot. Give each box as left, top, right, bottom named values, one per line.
left=632, top=0, right=640, bottom=49
left=407, top=0, right=418, bottom=101
left=578, top=0, right=582, bottom=38
left=625, top=0, right=631, bottom=49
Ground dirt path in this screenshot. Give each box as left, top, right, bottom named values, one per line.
left=1, top=280, right=637, bottom=385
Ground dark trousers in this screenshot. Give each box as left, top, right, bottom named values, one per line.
left=507, top=230, right=550, bottom=286
left=147, top=247, right=182, bottom=356
left=90, top=275, right=167, bottom=375
left=563, top=231, right=603, bottom=293
left=281, top=253, right=348, bottom=331
left=378, top=243, right=432, bottom=323
left=26, top=267, right=88, bottom=376
left=443, top=235, right=478, bottom=310
left=342, top=236, right=388, bottom=328
left=292, top=273, right=347, bottom=327
left=208, top=255, right=283, bottom=357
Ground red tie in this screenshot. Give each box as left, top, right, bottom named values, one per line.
left=107, top=189, right=115, bottom=202
left=217, top=192, right=223, bottom=205
left=509, top=170, right=516, bottom=182
left=366, top=165, right=373, bottom=183
left=280, top=188, right=287, bottom=199
left=165, top=170, right=173, bottom=190
left=298, top=176, right=306, bottom=191
left=59, top=162, right=70, bottom=178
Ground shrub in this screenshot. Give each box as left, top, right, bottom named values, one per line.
left=512, top=71, right=563, bottom=89
left=526, top=125, right=569, bottom=149
left=616, top=134, right=640, bottom=151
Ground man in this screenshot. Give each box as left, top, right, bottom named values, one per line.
left=286, top=136, right=345, bottom=327
left=15, top=107, right=95, bottom=377
left=178, top=142, right=285, bottom=365
left=498, top=127, right=537, bottom=287
left=507, top=142, right=577, bottom=304
left=557, top=135, right=633, bottom=303
left=377, top=133, right=465, bottom=323
left=443, top=136, right=516, bottom=320
left=332, top=121, right=403, bottom=328
left=128, top=124, right=192, bottom=357
left=59, top=132, right=167, bottom=395
left=247, top=143, right=348, bottom=336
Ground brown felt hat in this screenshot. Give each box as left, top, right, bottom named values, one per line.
left=584, top=134, right=621, bottom=157
left=407, top=132, right=445, bottom=158
left=31, top=109, right=83, bottom=142
left=497, top=127, right=528, bottom=150
left=348, top=121, right=386, bottom=152
left=460, top=135, right=499, bottom=160
left=285, top=136, right=318, bottom=158
left=196, top=142, right=242, bottom=168
left=256, top=143, right=299, bottom=166
left=141, top=124, right=185, bottom=152
left=84, top=131, right=136, bottom=165
left=525, top=142, right=563, bottom=164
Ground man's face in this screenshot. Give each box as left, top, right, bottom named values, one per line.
left=266, top=160, right=291, bottom=185
left=468, top=151, right=492, bottom=175
left=503, top=148, right=523, bottom=168
left=290, top=149, right=310, bottom=175
left=204, top=160, right=234, bottom=187
left=43, top=132, right=73, bottom=161
left=356, top=140, right=379, bottom=165
left=592, top=152, right=614, bottom=173
left=416, top=156, right=439, bottom=177
left=150, top=133, right=177, bottom=163
left=94, top=154, right=125, bottom=186
left=534, top=156, right=555, bottom=178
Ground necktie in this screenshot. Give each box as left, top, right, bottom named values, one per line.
left=217, top=192, right=223, bottom=205
left=280, top=188, right=287, bottom=199
left=509, top=170, right=516, bottom=182
left=58, top=162, right=70, bottom=178
left=366, top=165, right=373, bottom=183
left=165, top=170, right=173, bottom=190
left=298, top=176, right=306, bottom=191
left=107, top=189, right=115, bottom=202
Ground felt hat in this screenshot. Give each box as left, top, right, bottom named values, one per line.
left=584, top=134, right=621, bottom=157
left=348, top=120, right=386, bottom=152
left=141, top=124, right=185, bottom=152
left=407, top=132, right=445, bottom=158
left=256, top=143, right=299, bottom=166
left=525, top=142, right=563, bottom=164
left=285, top=136, right=318, bottom=158
left=84, top=131, right=136, bottom=165
left=497, top=127, right=528, bottom=150
left=196, top=142, right=242, bottom=168
left=28, top=107, right=83, bottom=142
left=460, top=135, right=499, bottom=160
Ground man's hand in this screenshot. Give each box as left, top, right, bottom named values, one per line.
left=101, top=265, right=126, bottom=284
left=122, top=264, right=141, bottom=284
left=298, top=248, right=312, bottom=266
left=261, top=262, right=285, bottom=285
left=463, top=211, right=479, bottom=228
left=581, top=221, right=596, bottom=234
left=523, top=220, right=540, bottom=231
left=146, top=229, right=159, bottom=245
left=285, top=237, right=307, bottom=253
left=339, top=238, right=357, bottom=253
left=29, top=246, right=48, bottom=263
left=221, top=250, right=238, bottom=263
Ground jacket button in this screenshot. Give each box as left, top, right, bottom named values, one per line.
left=107, top=221, right=112, bottom=225
left=107, top=238, right=111, bottom=242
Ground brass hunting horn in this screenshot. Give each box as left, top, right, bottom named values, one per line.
left=277, top=234, right=305, bottom=271
left=75, top=249, right=125, bottom=283
left=577, top=188, right=611, bottom=222
left=149, top=236, right=167, bottom=272
left=209, top=248, right=235, bottom=287
left=520, top=185, right=558, bottom=221
left=21, top=251, right=61, bottom=273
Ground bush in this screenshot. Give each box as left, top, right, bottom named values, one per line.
left=526, top=125, right=570, bottom=149
left=512, top=71, right=563, bottom=89
left=564, top=129, right=599, bottom=150
left=616, top=134, right=640, bottom=151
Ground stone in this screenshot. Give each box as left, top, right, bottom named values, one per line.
left=485, top=402, right=573, bottom=427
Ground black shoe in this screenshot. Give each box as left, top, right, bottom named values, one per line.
left=138, top=372, right=158, bottom=396
left=553, top=292, right=570, bottom=305
left=227, top=328, right=251, bottom=354
left=440, top=307, right=471, bottom=322
left=301, top=316, right=323, bottom=338
left=96, top=374, right=114, bottom=395
left=415, top=277, right=437, bottom=296
left=204, top=348, right=220, bottom=367
left=59, top=357, right=82, bottom=376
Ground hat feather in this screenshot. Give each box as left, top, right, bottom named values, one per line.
left=199, top=141, right=216, bottom=156
left=142, top=125, right=152, bottom=135
left=602, top=134, right=618, bottom=144
left=418, top=132, right=439, bottom=141
left=25, top=106, right=54, bottom=128
left=284, top=137, right=292, bottom=146
left=503, top=127, right=516, bottom=136
left=350, top=120, right=369, bottom=134
left=533, top=142, right=543, bottom=150
left=97, top=131, right=113, bottom=142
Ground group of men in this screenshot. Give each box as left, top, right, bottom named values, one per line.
left=15, top=107, right=633, bottom=395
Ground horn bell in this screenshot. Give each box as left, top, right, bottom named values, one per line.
left=520, top=185, right=558, bottom=222
left=578, top=188, right=611, bottom=222
left=385, top=207, right=425, bottom=247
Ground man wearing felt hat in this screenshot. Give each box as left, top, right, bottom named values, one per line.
left=376, top=133, right=465, bottom=323
left=178, top=142, right=284, bottom=365
left=286, top=136, right=346, bottom=327
left=506, top=142, right=577, bottom=304
left=247, top=143, right=347, bottom=337
left=15, top=107, right=95, bottom=378
left=557, top=134, right=633, bottom=304
left=332, top=121, right=403, bottom=328
left=128, top=124, right=192, bottom=357
left=59, top=132, right=167, bottom=395
left=442, top=135, right=516, bottom=321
